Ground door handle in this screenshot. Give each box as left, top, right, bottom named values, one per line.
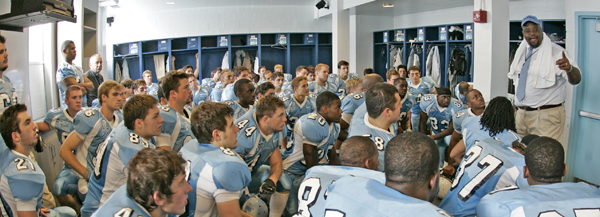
left=579, top=111, right=600, bottom=120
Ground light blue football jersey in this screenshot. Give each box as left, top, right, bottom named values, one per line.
left=91, top=185, right=151, bottom=217
left=308, top=81, right=338, bottom=96
left=282, top=94, right=317, bottom=141
left=347, top=108, right=397, bottom=172
left=455, top=85, right=467, bottom=104
left=420, top=94, right=464, bottom=135
left=400, top=92, right=416, bottom=122
left=283, top=113, right=340, bottom=175
left=407, top=77, right=435, bottom=115
left=297, top=165, right=385, bottom=217
left=156, top=105, right=195, bottom=152
left=276, top=89, right=294, bottom=99
left=462, top=116, right=521, bottom=151
left=340, top=93, right=364, bottom=116
left=477, top=183, right=600, bottom=217
left=0, top=150, right=45, bottom=217
left=73, top=107, right=122, bottom=177
left=193, top=84, right=212, bottom=106
left=327, top=74, right=347, bottom=97
left=223, top=101, right=253, bottom=120
left=233, top=111, right=285, bottom=173
left=221, top=82, right=238, bottom=102
left=44, top=108, right=76, bottom=144
left=180, top=141, right=252, bottom=217
left=90, top=99, right=100, bottom=108
left=439, top=138, right=528, bottom=217
left=284, top=73, right=293, bottom=82
left=84, top=124, right=155, bottom=213
left=146, top=83, right=159, bottom=100
left=209, top=85, right=225, bottom=102
left=453, top=108, right=482, bottom=134
left=323, top=176, right=451, bottom=217
left=202, top=78, right=217, bottom=88
left=0, top=75, right=17, bottom=115
left=56, top=62, right=88, bottom=107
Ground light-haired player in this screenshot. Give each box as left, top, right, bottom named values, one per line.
left=308, top=64, right=337, bottom=96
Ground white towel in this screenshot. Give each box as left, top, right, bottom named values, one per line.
left=508, top=33, right=557, bottom=89
left=121, top=59, right=130, bottom=81
left=222, top=51, right=230, bottom=69
left=154, top=54, right=166, bottom=79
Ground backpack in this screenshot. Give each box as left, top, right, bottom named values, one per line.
left=449, top=47, right=467, bottom=76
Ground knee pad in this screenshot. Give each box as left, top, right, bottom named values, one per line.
left=276, top=173, right=292, bottom=192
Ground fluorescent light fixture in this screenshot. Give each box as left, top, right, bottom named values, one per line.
left=166, top=1, right=176, bottom=4
left=383, top=3, right=394, bottom=7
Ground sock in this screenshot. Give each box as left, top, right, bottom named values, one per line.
left=269, top=191, right=289, bottom=217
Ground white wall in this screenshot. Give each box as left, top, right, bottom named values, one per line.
left=352, top=14, right=393, bottom=75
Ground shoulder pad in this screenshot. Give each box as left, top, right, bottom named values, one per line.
left=73, top=108, right=101, bottom=134
left=213, top=161, right=252, bottom=191
left=6, top=159, right=45, bottom=200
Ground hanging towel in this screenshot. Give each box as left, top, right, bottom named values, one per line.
left=114, top=61, right=122, bottom=83
left=121, top=58, right=130, bottom=81
left=222, top=51, right=230, bottom=69
left=235, top=50, right=245, bottom=67
left=393, top=47, right=403, bottom=69
left=426, top=46, right=441, bottom=86
left=407, top=48, right=415, bottom=69
left=243, top=51, right=253, bottom=71
left=254, top=56, right=259, bottom=73
left=154, top=54, right=166, bottom=79
left=389, top=45, right=397, bottom=70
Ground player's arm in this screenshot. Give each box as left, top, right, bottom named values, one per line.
left=194, top=53, right=200, bottom=79
left=327, top=147, right=340, bottom=165
left=303, top=144, right=319, bottom=170
left=216, top=200, right=244, bottom=217
left=337, top=130, right=348, bottom=142
left=60, top=132, right=88, bottom=178
left=339, top=118, right=349, bottom=130
left=406, top=112, right=412, bottom=131
left=35, top=121, right=52, bottom=132
left=267, top=148, right=283, bottom=184
left=171, top=55, right=176, bottom=71
left=450, top=139, right=466, bottom=163
left=16, top=210, right=37, bottom=217
left=81, top=75, right=94, bottom=91
left=419, top=111, right=429, bottom=135
left=431, top=120, right=454, bottom=140
left=444, top=131, right=462, bottom=175
left=62, top=77, right=88, bottom=95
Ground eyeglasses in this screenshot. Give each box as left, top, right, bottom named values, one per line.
left=522, top=26, right=542, bottom=35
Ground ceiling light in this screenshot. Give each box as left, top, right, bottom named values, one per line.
left=166, top=1, right=175, bottom=4
left=383, top=4, right=394, bottom=7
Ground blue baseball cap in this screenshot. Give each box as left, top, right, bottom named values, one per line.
left=522, top=15, right=541, bottom=26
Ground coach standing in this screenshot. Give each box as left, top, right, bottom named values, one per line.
left=508, top=15, right=581, bottom=140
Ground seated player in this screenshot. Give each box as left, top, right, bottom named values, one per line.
left=61, top=81, right=124, bottom=215
left=397, top=64, right=408, bottom=77
left=419, top=87, right=464, bottom=167
left=92, top=148, right=191, bottom=217
left=255, top=82, right=275, bottom=100
left=407, top=66, right=436, bottom=132
left=188, top=74, right=200, bottom=97
left=259, top=70, right=272, bottom=85
left=306, top=65, right=316, bottom=82
left=282, top=76, right=317, bottom=150
left=222, top=66, right=251, bottom=101
left=393, top=77, right=416, bottom=133
left=210, top=69, right=233, bottom=102
left=0, top=104, right=77, bottom=217
left=202, top=67, right=222, bottom=88
left=36, top=86, right=83, bottom=212
left=180, top=102, right=252, bottom=217
left=385, top=69, right=400, bottom=85
left=445, top=89, right=485, bottom=175
left=455, top=81, right=472, bottom=105
left=477, top=137, right=600, bottom=217
left=329, top=60, right=358, bottom=95
left=143, top=70, right=160, bottom=99
left=233, top=96, right=290, bottom=217
left=85, top=95, right=162, bottom=215
left=250, top=72, right=260, bottom=84
left=308, top=64, right=337, bottom=96
left=157, top=71, right=195, bottom=151
left=193, top=83, right=212, bottom=106
left=272, top=71, right=292, bottom=98
left=295, top=136, right=384, bottom=217
left=121, top=78, right=134, bottom=99
left=133, top=79, right=147, bottom=96
left=346, top=74, right=384, bottom=132
left=439, top=137, right=528, bottom=217
left=282, top=91, right=344, bottom=215
left=282, top=66, right=307, bottom=90
left=450, top=96, right=521, bottom=163
left=322, top=133, right=450, bottom=216
left=339, top=77, right=364, bottom=129
left=223, top=79, right=255, bottom=120
left=348, top=83, right=401, bottom=171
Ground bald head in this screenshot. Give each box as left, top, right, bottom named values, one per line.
left=363, top=74, right=384, bottom=92
left=340, top=136, right=379, bottom=170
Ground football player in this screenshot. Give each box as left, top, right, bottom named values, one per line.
left=339, top=77, right=364, bottom=129
left=222, top=66, right=251, bottom=101
left=407, top=65, right=436, bottom=132
left=0, top=35, right=17, bottom=115
left=308, top=64, right=337, bottom=96
left=255, top=82, right=275, bottom=100
left=56, top=40, right=93, bottom=107
left=202, top=67, right=222, bottom=88
left=210, top=69, right=233, bottom=102
left=156, top=71, right=195, bottom=151
left=282, top=76, right=317, bottom=149
left=143, top=70, right=159, bottom=99
left=392, top=77, right=416, bottom=133
left=223, top=79, right=255, bottom=120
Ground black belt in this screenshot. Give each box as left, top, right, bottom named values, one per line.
left=517, top=103, right=563, bottom=111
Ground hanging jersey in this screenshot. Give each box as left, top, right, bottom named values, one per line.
left=323, top=176, right=451, bottom=217
left=209, top=85, right=225, bottom=102
left=327, top=74, right=348, bottom=97
left=453, top=108, right=482, bottom=134
left=43, top=108, right=76, bottom=144
left=340, top=93, right=364, bottom=124
left=407, top=78, right=435, bottom=114
left=420, top=94, right=464, bottom=135
left=0, top=75, right=17, bottom=115
left=0, top=151, right=45, bottom=217
left=476, top=182, right=600, bottom=217
left=56, top=62, right=88, bottom=107
left=282, top=113, right=340, bottom=175
left=233, top=111, right=284, bottom=173
left=399, top=92, right=416, bottom=122
left=156, top=105, right=195, bottom=152
left=92, top=185, right=151, bottom=217
left=180, top=141, right=252, bottom=217
left=282, top=94, right=317, bottom=140
left=193, top=85, right=212, bottom=106
left=308, top=81, right=338, bottom=96
left=202, top=78, right=217, bottom=88
left=73, top=107, right=122, bottom=176
left=296, top=165, right=385, bottom=217
left=86, top=124, right=155, bottom=210
left=462, top=116, right=521, bottom=151
left=439, top=138, right=528, bottom=217
left=348, top=111, right=397, bottom=172
left=223, top=101, right=253, bottom=120
left=146, top=83, right=159, bottom=100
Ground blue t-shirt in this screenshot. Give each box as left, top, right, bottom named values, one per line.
left=297, top=165, right=385, bottom=217
left=0, top=74, right=17, bottom=115
left=156, top=105, right=195, bottom=151
left=56, top=62, right=88, bottom=107
left=477, top=182, right=600, bottom=217
left=323, top=176, right=451, bottom=217
left=233, top=111, right=285, bottom=173
left=348, top=105, right=397, bottom=172
left=439, top=138, right=528, bottom=217
left=420, top=94, right=464, bottom=135
left=180, top=141, right=252, bottom=217
left=91, top=185, right=151, bottom=217
left=462, top=116, right=521, bottom=151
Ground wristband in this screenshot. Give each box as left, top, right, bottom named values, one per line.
left=567, top=64, right=573, bottom=73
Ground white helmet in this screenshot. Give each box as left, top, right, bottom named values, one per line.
left=242, top=196, right=269, bottom=217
